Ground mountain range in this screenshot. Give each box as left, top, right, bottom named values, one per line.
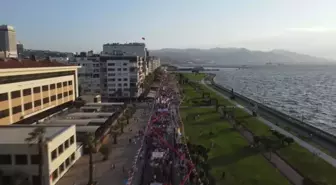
left=150, top=48, right=335, bottom=66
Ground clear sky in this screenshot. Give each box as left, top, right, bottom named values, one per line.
left=2, top=0, right=336, bottom=58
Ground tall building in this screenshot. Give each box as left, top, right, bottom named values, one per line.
left=103, top=43, right=147, bottom=57
left=148, top=57, right=161, bottom=73
left=70, top=53, right=145, bottom=100
left=16, top=42, right=24, bottom=57
left=0, top=125, right=78, bottom=185
left=0, top=25, right=17, bottom=58
left=0, top=58, right=80, bottom=125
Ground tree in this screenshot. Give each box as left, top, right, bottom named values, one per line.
left=25, top=126, right=47, bottom=185
left=99, top=144, right=110, bottom=161
left=110, top=130, right=118, bottom=144
left=118, top=119, right=124, bottom=133
left=84, top=133, right=95, bottom=185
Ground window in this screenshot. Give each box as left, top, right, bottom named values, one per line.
left=57, top=93, right=62, bottom=99
left=42, top=85, right=49, bottom=91
left=0, top=93, right=8, bottom=101
left=0, top=109, right=9, bottom=119
left=12, top=105, right=22, bottom=114
left=71, top=153, right=75, bottom=161
left=23, top=88, right=31, bottom=96
left=123, top=68, right=127, bottom=71
left=123, top=63, right=128, bottom=66
left=117, top=68, right=121, bottom=71
left=64, top=140, right=69, bottom=149
left=63, top=92, right=68, bottom=97
left=15, top=155, right=28, bottom=165
left=70, top=136, right=74, bottom=144
left=63, top=82, right=67, bottom=86
left=58, top=145, right=64, bottom=155
left=59, top=163, right=65, bottom=173
left=50, top=84, right=56, bottom=90
left=51, top=150, right=57, bottom=160
left=123, top=78, right=128, bottom=81
left=118, top=84, right=122, bottom=87
left=2, top=176, right=11, bottom=185
left=43, top=97, right=49, bottom=104
left=57, top=83, right=62, bottom=88
left=65, top=158, right=70, bottom=167
left=24, top=102, right=32, bottom=110
left=34, top=100, right=41, bottom=107
left=68, top=81, right=73, bottom=85
left=11, top=90, right=21, bottom=99
left=33, top=87, right=41, bottom=93
left=108, top=63, right=115, bottom=66
left=124, top=83, right=128, bottom=86
left=0, top=154, right=12, bottom=164
left=50, top=95, right=56, bottom=101
left=69, top=91, right=73, bottom=95
left=30, top=155, right=40, bottom=165
left=52, top=170, right=58, bottom=181
left=118, top=78, right=121, bottom=81
left=32, top=176, right=40, bottom=185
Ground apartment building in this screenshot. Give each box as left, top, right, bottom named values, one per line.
left=102, top=42, right=147, bottom=57
left=70, top=53, right=145, bottom=99
left=0, top=125, right=77, bottom=185
left=148, top=57, right=161, bottom=73
left=0, top=58, right=80, bottom=125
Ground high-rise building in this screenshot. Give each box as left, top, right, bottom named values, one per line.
left=0, top=25, right=17, bottom=58
left=16, top=42, right=24, bottom=57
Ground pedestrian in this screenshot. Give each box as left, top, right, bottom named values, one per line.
left=122, top=166, right=125, bottom=173
left=111, top=163, right=115, bottom=170
left=222, top=171, right=226, bottom=179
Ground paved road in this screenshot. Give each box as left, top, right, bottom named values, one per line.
left=56, top=102, right=151, bottom=185
left=202, top=79, right=336, bottom=168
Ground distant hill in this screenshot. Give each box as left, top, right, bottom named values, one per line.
left=150, top=48, right=334, bottom=66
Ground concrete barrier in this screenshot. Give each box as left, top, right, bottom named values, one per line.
left=206, top=73, right=336, bottom=145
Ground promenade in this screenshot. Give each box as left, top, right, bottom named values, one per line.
left=202, top=79, right=336, bottom=168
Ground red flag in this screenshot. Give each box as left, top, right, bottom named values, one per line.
left=142, top=37, right=145, bottom=40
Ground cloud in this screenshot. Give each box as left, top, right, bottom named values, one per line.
left=286, top=27, right=336, bottom=32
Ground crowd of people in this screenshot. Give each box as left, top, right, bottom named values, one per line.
left=127, top=72, right=198, bottom=185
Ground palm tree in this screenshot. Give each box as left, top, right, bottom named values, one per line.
left=25, top=126, right=47, bottom=185
left=84, top=133, right=95, bottom=185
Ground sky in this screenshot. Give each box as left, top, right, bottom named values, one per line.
left=2, top=0, right=336, bottom=58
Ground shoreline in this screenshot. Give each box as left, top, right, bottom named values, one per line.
left=206, top=73, right=336, bottom=149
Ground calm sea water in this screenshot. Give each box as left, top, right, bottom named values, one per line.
left=213, top=65, right=336, bottom=135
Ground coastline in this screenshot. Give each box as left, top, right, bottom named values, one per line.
left=206, top=73, right=336, bottom=148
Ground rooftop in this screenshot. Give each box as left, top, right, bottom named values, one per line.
left=0, top=126, right=70, bottom=144
left=103, top=42, right=145, bottom=46
left=0, top=58, right=74, bottom=69
left=0, top=25, right=15, bottom=31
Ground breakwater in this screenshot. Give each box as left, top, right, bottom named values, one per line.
left=206, top=73, right=336, bottom=149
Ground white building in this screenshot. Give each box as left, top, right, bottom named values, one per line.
left=0, top=125, right=78, bottom=185
left=148, top=57, right=161, bottom=73
left=0, top=25, right=18, bottom=58
left=70, top=54, right=145, bottom=99
left=102, top=43, right=147, bottom=57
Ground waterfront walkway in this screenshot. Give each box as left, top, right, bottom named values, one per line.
left=202, top=79, right=336, bottom=168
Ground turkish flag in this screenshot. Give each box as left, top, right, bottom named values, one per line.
left=142, top=37, right=145, bottom=40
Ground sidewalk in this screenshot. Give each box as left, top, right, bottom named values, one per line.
left=56, top=102, right=151, bottom=185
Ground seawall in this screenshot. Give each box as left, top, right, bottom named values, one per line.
left=205, top=73, right=336, bottom=147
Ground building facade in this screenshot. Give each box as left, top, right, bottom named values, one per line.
left=102, top=43, right=147, bottom=57
left=0, top=58, right=80, bottom=125
left=70, top=54, right=145, bottom=99
left=148, top=57, right=161, bottom=73
left=0, top=25, right=17, bottom=58
left=0, top=125, right=78, bottom=185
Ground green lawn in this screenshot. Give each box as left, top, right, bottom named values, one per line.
left=180, top=107, right=291, bottom=185
left=179, top=73, right=336, bottom=185
left=182, top=73, right=206, bottom=81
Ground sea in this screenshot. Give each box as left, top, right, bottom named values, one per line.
left=212, top=65, right=336, bottom=135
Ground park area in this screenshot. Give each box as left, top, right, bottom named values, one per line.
left=178, top=73, right=336, bottom=185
